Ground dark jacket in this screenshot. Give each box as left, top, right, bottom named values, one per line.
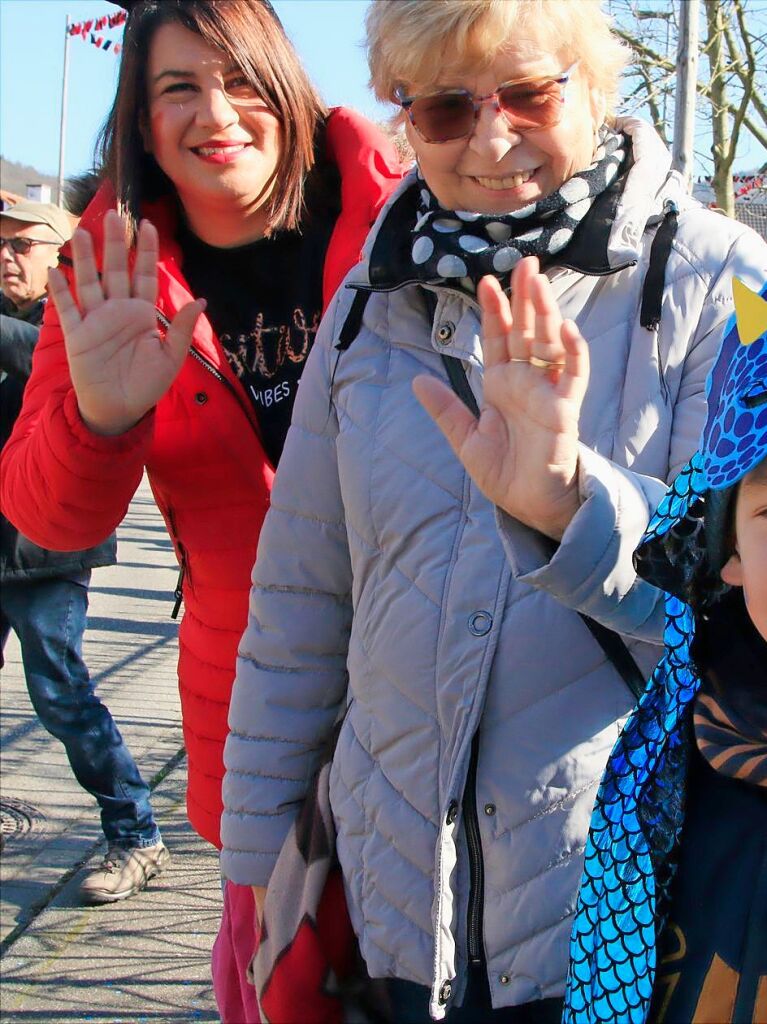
left=0, top=294, right=117, bottom=582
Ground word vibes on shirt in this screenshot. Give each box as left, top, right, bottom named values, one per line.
left=251, top=379, right=291, bottom=409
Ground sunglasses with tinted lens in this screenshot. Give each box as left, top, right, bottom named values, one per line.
left=396, top=63, right=578, bottom=144
left=0, top=236, right=60, bottom=256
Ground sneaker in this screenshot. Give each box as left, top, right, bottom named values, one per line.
left=79, top=840, right=170, bottom=905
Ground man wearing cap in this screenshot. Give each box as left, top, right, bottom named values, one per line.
left=0, top=200, right=72, bottom=321
left=1, top=200, right=168, bottom=901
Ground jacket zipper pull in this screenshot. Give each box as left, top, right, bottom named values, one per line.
left=171, top=566, right=185, bottom=620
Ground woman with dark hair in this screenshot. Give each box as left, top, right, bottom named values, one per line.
left=0, top=0, right=401, bottom=1017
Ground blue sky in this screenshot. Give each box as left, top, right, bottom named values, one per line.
left=0, top=0, right=763, bottom=183
left=0, top=0, right=386, bottom=179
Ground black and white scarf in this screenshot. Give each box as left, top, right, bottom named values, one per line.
left=409, top=128, right=627, bottom=292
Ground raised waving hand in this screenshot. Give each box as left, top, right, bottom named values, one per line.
left=413, top=256, right=589, bottom=541
left=48, top=210, right=206, bottom=436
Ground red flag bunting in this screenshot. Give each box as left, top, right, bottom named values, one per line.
left=69, top=8, right=126, bottom=54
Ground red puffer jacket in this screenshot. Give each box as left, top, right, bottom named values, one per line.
left=0, top=107, right=402, bottom=847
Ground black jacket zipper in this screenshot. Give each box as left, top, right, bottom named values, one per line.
left=171, top=566, right=185, bottom=620
left=463, top=730, right=485, bottom=965
left=165, top=504, right=187, bottom=620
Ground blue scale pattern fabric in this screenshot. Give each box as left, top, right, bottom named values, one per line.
left=563, top=283, right=767, bottom=1024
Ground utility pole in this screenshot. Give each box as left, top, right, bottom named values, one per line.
left=672, top=0, right=700, bottom=190
left=57, top=15, right=71, bottom=208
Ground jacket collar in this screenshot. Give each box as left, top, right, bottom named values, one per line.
left=0, top=292, right=46, bottom=324
left=350, top=117, right=680, bottom=295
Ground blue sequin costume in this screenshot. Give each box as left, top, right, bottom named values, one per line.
left=563, top=283, right=767, bottom=1024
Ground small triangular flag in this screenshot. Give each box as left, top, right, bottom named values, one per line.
left=733, top=277, right=767, bottom=346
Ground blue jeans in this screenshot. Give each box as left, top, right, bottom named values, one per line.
left=0, top=571, right=160, bottom=848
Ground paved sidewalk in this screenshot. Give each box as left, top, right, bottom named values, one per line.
left=0, top=477, right=220, bottom=1021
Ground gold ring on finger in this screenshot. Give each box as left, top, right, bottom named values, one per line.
left=529, top=355, right=566, bottom=369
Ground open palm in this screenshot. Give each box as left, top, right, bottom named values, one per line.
left=48, top=210, right=205, bottom=436
left=413, top=257, right=589, bottom=541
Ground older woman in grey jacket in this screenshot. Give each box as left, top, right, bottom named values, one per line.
left=221, top=1, right=767, bottom=1020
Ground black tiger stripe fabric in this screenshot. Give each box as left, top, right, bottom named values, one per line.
left=694, top=691, right=767, bottom=787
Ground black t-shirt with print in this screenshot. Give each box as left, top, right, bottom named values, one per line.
left=178, top=150, right=341, bottom=467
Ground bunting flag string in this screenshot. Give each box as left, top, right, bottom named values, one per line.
left=68, top=9, right=127, bottom=54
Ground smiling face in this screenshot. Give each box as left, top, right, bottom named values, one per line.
left=404, top=43, right=606, bottom=215
left=145, top=22, right=283, bottom=237
left=720, top=458, right=767, bottom=642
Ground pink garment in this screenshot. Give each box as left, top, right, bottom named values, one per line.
left=212, top=880, right=261, bottom=1023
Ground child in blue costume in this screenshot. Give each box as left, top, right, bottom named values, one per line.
left=564, top=281, right=767, bottom=1024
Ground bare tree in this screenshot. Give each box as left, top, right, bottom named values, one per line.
left=606, top=0, right=767, bottom=214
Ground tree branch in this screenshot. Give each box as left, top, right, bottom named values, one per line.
left=724, top=0, right=767, bottom=125
left=615, top=21, right=767, bottom=150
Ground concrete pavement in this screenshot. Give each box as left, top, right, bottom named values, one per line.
left=0, top=476, right=221, bottom=1021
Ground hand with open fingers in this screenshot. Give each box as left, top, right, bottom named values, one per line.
left=47, top=209, right=206, bottom=437
left=413, top=256, right=590, bottom=541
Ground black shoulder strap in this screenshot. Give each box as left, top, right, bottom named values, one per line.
left=640, top=199, right=679, bottom=330
left=577, top=615, right=645, bottom=700
left=439, top=342, right=645, bottom=702
left=336, top=289, right=371, bottom=351
left=441, top=353, right=480, bottom=418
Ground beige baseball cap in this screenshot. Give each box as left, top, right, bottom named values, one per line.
left=0, top=200, right=73, bottom=243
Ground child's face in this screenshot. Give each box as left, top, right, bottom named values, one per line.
left=721, top=459, right=767, bottom=641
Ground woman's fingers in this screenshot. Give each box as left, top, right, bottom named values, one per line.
left=508, top=256, right=538, bottom=360
left=47, top=267, right=83, bottom=337
left=412, top=374, right=478, bottom=459
left=165, top=298, right=207, bottom=371
left=529, top=273, right=567, bottom=374
left=132, top=220, right=160, bottom=305
left=101, top=210, right=131, bottom=300
left=70, top=228, right=105, bottom=315
left=556, top=319, right=590, bottom=404
left=478, top=276, right=513, bottom=368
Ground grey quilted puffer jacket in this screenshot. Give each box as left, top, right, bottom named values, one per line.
left=221, top=119, right=767, bottom=1018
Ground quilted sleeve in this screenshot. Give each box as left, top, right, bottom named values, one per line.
left=0, top=267, right=153, bottom=551
left=497, top=225, right=767, bottom=644
left=220, top=292, right=353, bottom=886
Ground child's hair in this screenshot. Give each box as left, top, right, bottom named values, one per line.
left=63, top=169, right=104, bottom=218
left=691, top=454, right=767, bottom=675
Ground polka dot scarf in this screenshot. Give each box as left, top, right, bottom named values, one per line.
left=409, top=129, right=627, bottom=293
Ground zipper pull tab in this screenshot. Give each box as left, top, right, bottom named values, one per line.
left=171, top=566, right=185, bottom=620
left=663, top=198, right=679, bottom=218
